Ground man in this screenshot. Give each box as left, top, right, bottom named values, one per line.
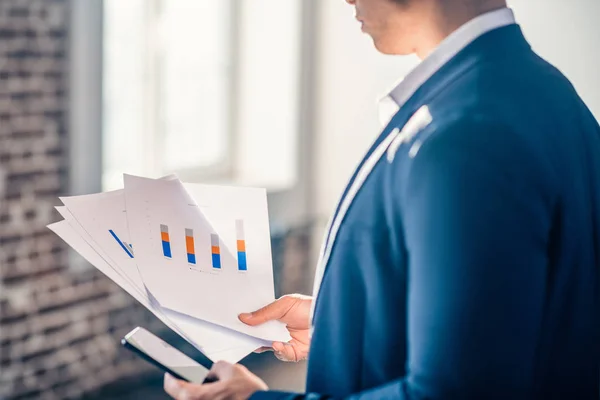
left=165, top=0, right=600, bottom=398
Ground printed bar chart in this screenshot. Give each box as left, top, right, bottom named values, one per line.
left=185, top=228, right=196, bottom=264
left=156, top=221, right=251, bottom=270
left=236, top=220, right=247, bottom=271
left=211, top=234, right=221, bottom=269
left=161, top=224, right=172, bottom=258
left=109, top=229, right=134, bottom=258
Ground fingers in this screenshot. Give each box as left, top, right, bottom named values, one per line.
left=239, top=296, right=295, bottom=326
left=272, top=341, right=298, bottom=362
left=208, top=360, right=238, bottom=381
left=254, top=343, right=296, bottom=361
left=209, top=360, right=231, bottom=378
left=164, top=372, right=228, bottom=400
left=163, top=373, right=181, bottom=399
left=254, top=346, right=274, bottom=354
left=164, top=373, right=199, bottom=399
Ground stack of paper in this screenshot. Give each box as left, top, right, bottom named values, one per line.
left=47, top=174, right=290, bottom=363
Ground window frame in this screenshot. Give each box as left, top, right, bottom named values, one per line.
left=69, top=0, right=103, bottom=196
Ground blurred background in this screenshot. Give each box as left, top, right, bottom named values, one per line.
left=0, top=0, right=598, bottom=398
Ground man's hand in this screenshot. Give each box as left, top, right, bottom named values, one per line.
left=239, top=294, right=312, bottom=362
left=164, top=361, right=267, bottom=400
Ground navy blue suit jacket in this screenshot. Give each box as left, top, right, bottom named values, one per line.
left=255, top=25, right=600, bottom=399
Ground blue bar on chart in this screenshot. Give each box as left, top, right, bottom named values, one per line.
left=109, top=229, right=134, bottom=258
left=236, top=220, right=247, bottom=271
left=211, top=234, right=221, bottom=269
left=161, top=224, right=172, bottom=258
left=185, top=228, right=196, bottom=264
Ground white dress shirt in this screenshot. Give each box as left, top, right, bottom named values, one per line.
left=378, top=7, right=516, bottom=126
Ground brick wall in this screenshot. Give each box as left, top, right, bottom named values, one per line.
left=0, top=1, right=164, bottom=399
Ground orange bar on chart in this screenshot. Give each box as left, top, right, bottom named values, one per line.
left=237, top=240, right=246, bottom=252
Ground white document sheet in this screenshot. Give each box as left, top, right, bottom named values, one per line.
left=58, top=174, right=179, bottom=291
left=60, top=191, right=150, bottom=292
left=123, top=175, right=290, bottom=342
left=48, top=219, right=265, bottom=363
left=54, top=195, right=268, bottom=361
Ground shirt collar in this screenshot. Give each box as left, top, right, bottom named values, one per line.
left=379, top=7, right=516, bottom=126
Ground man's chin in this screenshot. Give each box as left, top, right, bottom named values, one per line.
left=372, top=38, right=411, bottom=56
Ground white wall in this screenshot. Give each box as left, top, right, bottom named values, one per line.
left=312, top=0, right=600, bottom=221
left=509, top=0, right=600, bottom=120
left=312, top=0, right=418, bottom=219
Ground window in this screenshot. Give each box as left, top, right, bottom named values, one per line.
left=103, top=0, right=236, bottom=190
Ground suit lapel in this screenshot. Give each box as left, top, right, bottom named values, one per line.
left=310, top=88, right=437, bottom=322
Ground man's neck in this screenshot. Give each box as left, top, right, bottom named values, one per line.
left=415, top=0, right=508, bottom=59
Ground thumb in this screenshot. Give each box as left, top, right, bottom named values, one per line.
left=208, top=360, right=235, bottom=380
left=164, top=373, right=197, bottom=399
left=239, top=296, right=295, bottom=326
